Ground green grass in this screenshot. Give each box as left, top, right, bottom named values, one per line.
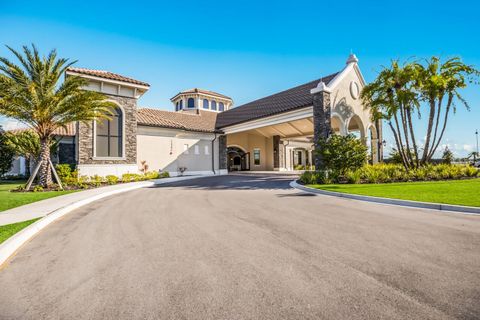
left=0, top=180, right=76, bottom=212
left=0, top=218, right=40, bottom=244
left=307, top=178, right=480, bottom=207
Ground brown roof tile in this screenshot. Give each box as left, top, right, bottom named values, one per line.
left=66, top=67, right=150, bottom=87
left=137, top=108, right=219, bottom=133
left=215, top=72, right=338, bottom=128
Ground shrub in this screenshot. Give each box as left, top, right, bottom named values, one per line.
left=90, top=175, right=104, bottom=187
left=294, top=165, right=305, bottom=170
left=105, top=175, right=119, bottom=185
left=299, top=170, right=332, bottom=184
left=160, top=171, right=170, bottom=178
left=32, top=185, right=44, bottom=192
left=316, top=134, right=367, bottom=177
left=144, top=171, right=160, bottom=180
left=121, top=173, right=146, bottom=182
left=301, top=163, right=479, bottom=185
left=55, top=164, right=73, bottom=180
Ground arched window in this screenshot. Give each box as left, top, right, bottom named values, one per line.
left=179, top=100, right=183, bottom=110
left=203, top=99, right=209, bottom=109
left=175, top=102, right=179, bottom=111
left=187, top=98, right=195, bottom=108
left=96, top=107, right=123, bottom=157
left=211, top=100, right=217, bottom=111
left=219, top=102, right=225, bottom=111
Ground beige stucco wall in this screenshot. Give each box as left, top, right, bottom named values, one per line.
left=330, top=66, right=376, bottom=140
left=137, top=126, right=220, bottom=175
left=227, top=132, right=274, bottom=171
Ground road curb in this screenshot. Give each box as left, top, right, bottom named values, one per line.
left=290, top=180, right=480, bottom=215
left=0, top=175, right=215, bottom=267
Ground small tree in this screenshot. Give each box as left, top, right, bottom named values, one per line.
left=0, top=126, right=15, bottom=177
left=316, top=134, right=367, bottom=177
left=4, top=130, right=59, bottom=177
left=442, top=147, right=454, bottom=165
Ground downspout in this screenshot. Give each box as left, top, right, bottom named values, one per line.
left=283, top=140, right=290, bottom=171
left=211, top=132, right=217, bottom=174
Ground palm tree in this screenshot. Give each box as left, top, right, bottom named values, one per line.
left=361, top=60, right=419, bottom=170
left=414, top=57, right=479, bottom=165
left=5, top=130, right=59, bottom=177
left=362, top=57, right=478, bottom=169
left=0, top=44, right=115, bottom=188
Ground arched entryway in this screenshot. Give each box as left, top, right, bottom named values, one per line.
left=227, top=146, right=250, bottom=171
left=346, top=115, right=365, bottom=142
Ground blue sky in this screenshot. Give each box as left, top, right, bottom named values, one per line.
left=1, top=0, right=479, bottom=157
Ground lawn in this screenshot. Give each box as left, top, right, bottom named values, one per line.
left=307, top=178, right=480, bottom=207
left=0, top=218, right=40, bottom=244
left=0, top=181, right=76, bottom=212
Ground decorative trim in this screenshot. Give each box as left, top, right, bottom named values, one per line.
left=65, top=70, right=150, bottom=90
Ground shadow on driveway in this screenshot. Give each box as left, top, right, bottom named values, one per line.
left=150, top=174, right=295, bottom=191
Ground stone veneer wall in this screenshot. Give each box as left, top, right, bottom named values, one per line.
left=77, top=95, right=137, bottom=165
left=218, top=135, right=227, bottom=170
left=312, top=90, right=332, bottom=170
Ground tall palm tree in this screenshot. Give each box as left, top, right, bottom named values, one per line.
left=361, top=60, right=419, bottom=170
left=0, top=44, right=115, bottom=187
left=414, top=57, right=479, bottom=165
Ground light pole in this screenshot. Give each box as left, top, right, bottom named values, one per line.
left=475, top=130, right=479, bottom=162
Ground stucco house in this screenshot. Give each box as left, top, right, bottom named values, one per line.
left=7, top=54, right=382, bottom=177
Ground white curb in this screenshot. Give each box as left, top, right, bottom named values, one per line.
left=0, top=174, right=217, bottom=267
left=290, top=180, right=480, bottom=215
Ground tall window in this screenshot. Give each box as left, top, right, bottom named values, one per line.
left=179, top=100, right=183, bottom=110
left=175, top=102, right=179, bottom=111
left=96, top=107, right=123, bottom=157
left=187, top=98, right=195, bottom=108
left=203, top=99, right=209, bottom=109
left=211, top=100, right=217, bottom=111
left=253, top=149, right=260, bottom=165
left=219, top=102, right=225, bottom=111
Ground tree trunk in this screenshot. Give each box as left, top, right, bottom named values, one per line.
left=399, top=104, right=413, bottom=166
left=428, top=94, right=453, bottom=162
left=428, top=95, right=443, bottom=159
left=388, top=121, right=409, bottom=171
left=39, top=138, right=52, bottom=187
left=393, top=113, right=409, bottom=168
left=421, top=99, right=436, bottom=165
left=406, top=108, right=419, bottom=168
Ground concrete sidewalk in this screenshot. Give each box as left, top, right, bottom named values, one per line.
left=0, top=175, right=212, bottom=226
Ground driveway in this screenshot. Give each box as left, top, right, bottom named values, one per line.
left=0, top=174, right=479, bottom=320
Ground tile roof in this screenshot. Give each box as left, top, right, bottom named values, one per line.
left=172, top=88, right=232, bottom=100
left=137, top=108, right=219, bottom=133
left=7, top=123, right=76, bottom=136
left=215, top=72, right=339, bottom=128
left=66, top=67, right=150, bottom=87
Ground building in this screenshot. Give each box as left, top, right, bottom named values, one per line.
left=6, top=54, right=381, bottom=177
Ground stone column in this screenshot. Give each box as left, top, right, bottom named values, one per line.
left=311, top=82, right=332, bottom=170
left=218, top=135, right=227, bottom=170
left=273, top=135, right=284, bottom=170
